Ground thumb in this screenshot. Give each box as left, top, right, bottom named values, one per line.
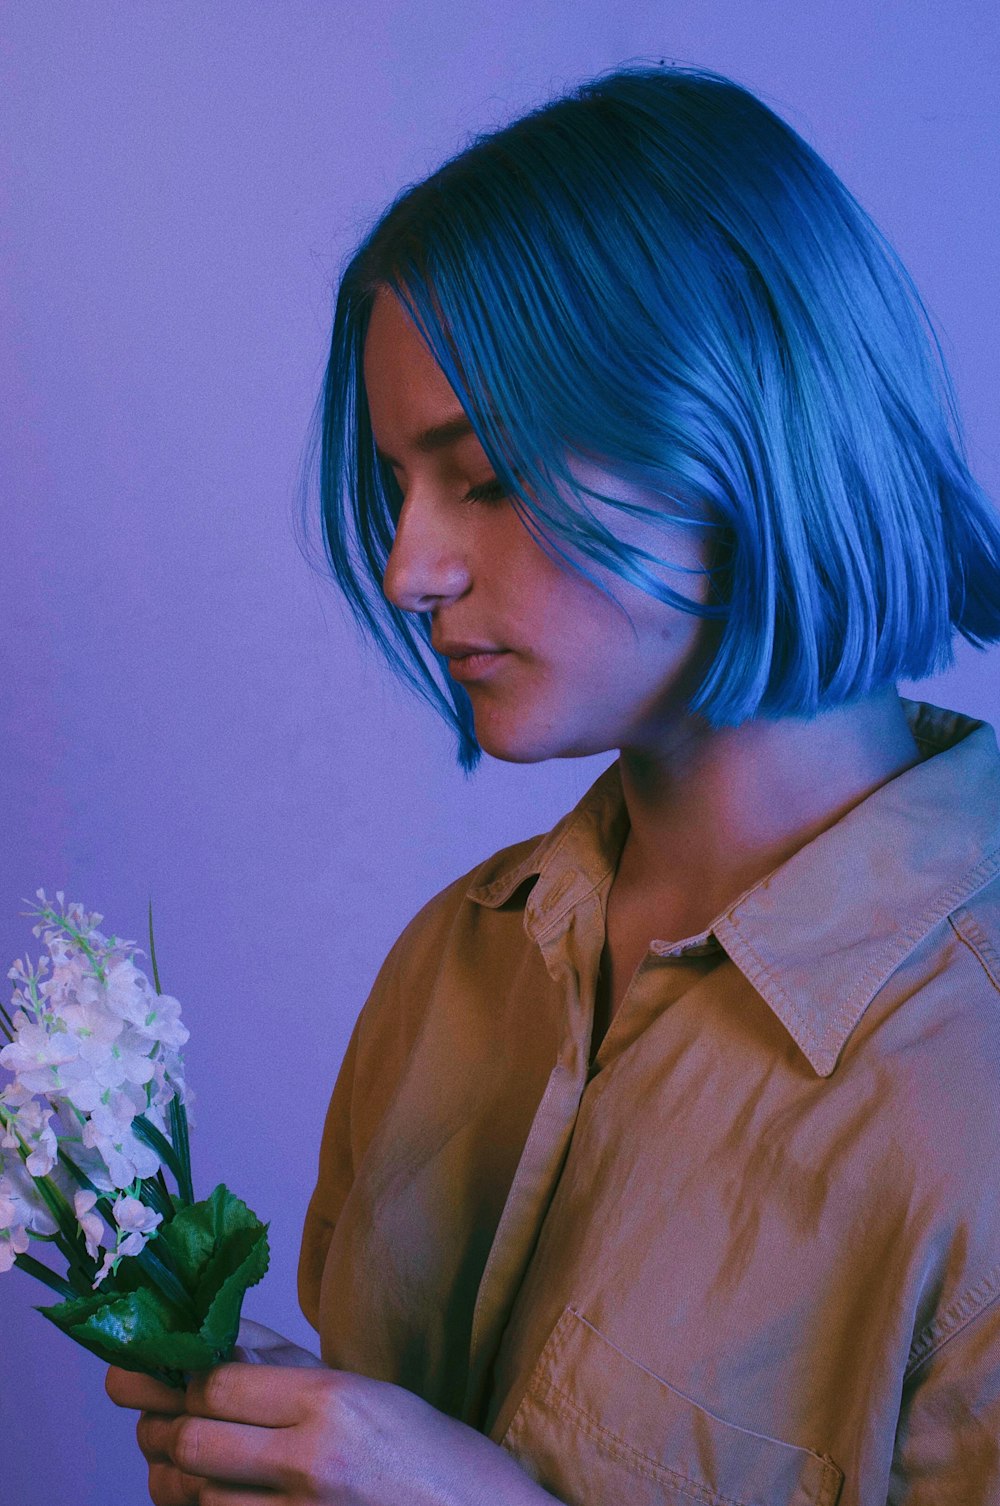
left=236, top=1318, right=290, bottom=1351
left=234, top=1317, right=325, bottom=1368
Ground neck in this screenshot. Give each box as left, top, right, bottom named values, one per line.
left=613, top=687, right=925, bottom=925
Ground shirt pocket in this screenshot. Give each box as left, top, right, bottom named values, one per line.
left=499, top=1306, right=844, bottom=1506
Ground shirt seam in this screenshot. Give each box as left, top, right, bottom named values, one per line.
left=534, top=864, right=617, bottom=941
left=533, top=1374, right=840, bottom=1506
left=948, top=906, right=1000, bottom=993
left=724, top=849, right=1000, bottom=1070
left=904, top=1262, right=1000, bottom=1379
left=825, top=854, right=1000, bottom=1046
left=467, top=1064, right=567, bottom=1364
left=532, top=1376, right=750, bottom=1506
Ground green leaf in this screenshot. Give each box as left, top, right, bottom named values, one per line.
left=198, top=1222, right=271, bottom=1353
left=169, top=1094, right=194, bottom=1204
left=39, top=1285, right=219, bottom=1374
left=34, top=1183, right=270, bottom=1379
left=156, top=1184, right=263, bottom=1308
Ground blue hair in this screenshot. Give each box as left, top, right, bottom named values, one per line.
left=297, top=61, right=1000, bottom=777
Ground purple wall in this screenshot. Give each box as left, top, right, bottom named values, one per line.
left=2, top=4, right=997, bottom=1500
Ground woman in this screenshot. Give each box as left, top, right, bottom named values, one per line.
left=107, top=63, right=1000, bottom=1504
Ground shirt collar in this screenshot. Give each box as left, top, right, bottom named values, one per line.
left=465, top=699, right=1000, bottom=1078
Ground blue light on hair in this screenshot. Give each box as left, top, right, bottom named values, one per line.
left=296, top=62, right=1000, bottom=777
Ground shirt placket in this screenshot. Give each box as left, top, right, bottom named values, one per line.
left=460, top=879, right=603, bottom=1429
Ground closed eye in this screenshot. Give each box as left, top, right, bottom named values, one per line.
left=462, top=479, right=508, bottom=506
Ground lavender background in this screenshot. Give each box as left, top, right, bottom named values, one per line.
left=2, top=3, right=997, bottom=1501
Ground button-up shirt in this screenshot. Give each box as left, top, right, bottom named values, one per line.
left=298, top=697, right=1000, bottom=1505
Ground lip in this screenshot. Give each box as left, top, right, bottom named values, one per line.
left=447, top=649, right=510, bottom=682
left=434, top=639, right=504, bottom=658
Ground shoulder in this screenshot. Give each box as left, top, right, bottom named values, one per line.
left=949, top=869, right=1000, bottom=991
left=352, top=831, right=546, bottom=1052
left=385, top=830, right=544, bottom=967
left=871, top=872, right=1000, bottom=1360
left=886, top=870, right=1000, bottom=1160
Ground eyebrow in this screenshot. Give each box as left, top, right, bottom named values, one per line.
left=373, top=413, right=478, bottom=468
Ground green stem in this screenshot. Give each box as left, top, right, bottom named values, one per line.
left=146, top=904, right=194, bottom=1205
left=168, top=1096, right=193, bottom=1204
left=147, top=900, right=162, bottom=995
left=57, top=1145, right=97, bottom=1194
left=133, top=1242, right=195, bottom=1317
left=140, top=1172, right=174, bottom=1222
left=133, top=1114, right=190, bottom=1205
left=34, top=1189, right=96, bottom=1290
left=4, top=1134, right=78, bottom=1246
left=145, top=905, right=194, bottom=1205
left=156, top=1166, right=175, bottom=1211
left=14, top=1252, right=78, bottom=1300
left=31, top=905, right=108, bottom=985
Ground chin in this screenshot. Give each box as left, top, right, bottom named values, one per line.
left=475, top=720, right=617, bottom=766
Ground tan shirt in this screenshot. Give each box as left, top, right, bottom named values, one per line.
left=299, top=697, right=1000, bottom=1506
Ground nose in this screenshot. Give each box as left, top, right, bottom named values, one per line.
left=381, top=486, right=472, bottom=616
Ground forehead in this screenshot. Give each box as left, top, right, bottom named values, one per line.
left=363, top=288, right=460, bottom=420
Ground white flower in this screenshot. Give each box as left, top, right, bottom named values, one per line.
left=93, top=1248, right=117, bottom=1286
left=5, top=894, right=193, bottom=1245
left=36, top=952, right=92, bottom=1013
left=74, top=1189, right=107, bottom=1261
left=1, top=1099, right=58, bottom=1176
left=82, top=1098, right=160, bottom=1188
left=147, top=1055, right=191, bottom=1121
left=0, top=1216, right=29, bottom=1272
left=133, top=991, right=188, bottom=1051
left=0, top=1019, right=90, bottom=1097
left=0, top=1162, right=59, bottom=1267
left=112, top=1194, right=162, bottom=1239
left=70, top=1021, right=156, bottom=1100
left=58, top=1139, right=115, bottom=1195
left=0, top=1077, right=36, bottom=1111
left=0, top=1177, right=30, bottom=1271
left=58, top=999, right=122, bottom=1051
left=91, top=1193, right=162, bottom=1287
left=79, top=954, right=151, bottom=1026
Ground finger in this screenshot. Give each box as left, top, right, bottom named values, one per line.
left=171, top=1416, right=287, bottom=1490
left=106, top=1366, right=187, bottom=1414
left=197, top=1489, right=276, bottom=1505
left=147, top=1460, right=205, bottom=1506
left=197, top=1490, right=276, bottom=1505
left=185, top=1362, right=325, bottom=1426
left=136, top=1411, right=182, bottom=1463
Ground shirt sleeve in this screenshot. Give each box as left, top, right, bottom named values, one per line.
left=296, top=1006, right=363, bottom=1332
left=295, top=881, right=461, bottom=1333
left=889, top=1285, right=1000, bottom=1504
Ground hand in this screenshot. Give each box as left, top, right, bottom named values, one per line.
left=107, top=1350, right=560, bottom=1504
left=105, top=1316, right=323, bottom=1503
left=106, top=1317, right=327, bottom=1503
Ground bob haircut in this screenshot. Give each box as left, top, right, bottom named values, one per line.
left=298, top=61, right=1000, bottom=777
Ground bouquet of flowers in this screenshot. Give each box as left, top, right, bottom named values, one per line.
left=0, top=889, right=269, bottom=1387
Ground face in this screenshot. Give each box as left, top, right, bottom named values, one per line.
left=363, top=285, right=723, bottom=765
